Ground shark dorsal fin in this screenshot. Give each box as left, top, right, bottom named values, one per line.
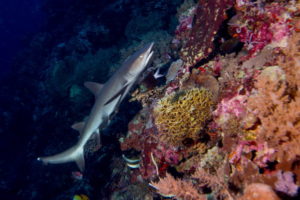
left=84, top=81, right=103, bottom=96
left=71, top=122, right=85, bottom=133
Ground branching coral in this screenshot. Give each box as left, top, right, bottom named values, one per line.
left=150, top=173, right=206, bottom=200
left=247, top=66, right=300, bottom=161
left=153, top=88, right=213, bottom=146
left=278, top=28, right=300, bottom=91
left=151, top=167, right=234, bottom=200
left=192, top=168, right=234, bottom=200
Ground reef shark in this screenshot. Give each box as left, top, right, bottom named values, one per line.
left=37, top=43, right=154, bottom=171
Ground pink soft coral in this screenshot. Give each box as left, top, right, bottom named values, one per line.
left=213, top=91, right=248, bottom=126
left=247, top=66, right=300, bottom=161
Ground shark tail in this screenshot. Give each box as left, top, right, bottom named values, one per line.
left=37, top=144, right=85, bottom=171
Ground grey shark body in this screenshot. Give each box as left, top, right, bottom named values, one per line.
left=38, top=43, right=154, bottom=171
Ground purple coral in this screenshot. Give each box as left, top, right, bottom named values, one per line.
left=275, top=170, right=299, bottom=196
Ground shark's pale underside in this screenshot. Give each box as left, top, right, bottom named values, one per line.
left=37, top=43, right=154, bottom=171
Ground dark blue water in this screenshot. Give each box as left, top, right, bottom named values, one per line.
left=0, top=0, right=45, bottom=79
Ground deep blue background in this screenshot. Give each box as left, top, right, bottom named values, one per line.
left=0, top=0, right=45, bottom=79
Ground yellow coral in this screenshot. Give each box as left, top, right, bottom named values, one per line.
left=153, top=88, right=213, bottom=146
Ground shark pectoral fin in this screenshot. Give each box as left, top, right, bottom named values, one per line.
left=71, top=122, right=85, bottom=133
left=84, top=81, right=104, bottom=96
left=104, top=85, right=128, bottom=106
left=75, top=147, right=85, bottom=172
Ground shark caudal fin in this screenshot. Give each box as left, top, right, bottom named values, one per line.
left=37, top=144, right=85, bottom=171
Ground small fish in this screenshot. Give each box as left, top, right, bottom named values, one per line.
left=153, top=67, right=164, bottom=79
left=73, top=194, right=89, bottom=200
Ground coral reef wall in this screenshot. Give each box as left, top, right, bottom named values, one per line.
left=120, top=0, right=300, bottom=200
